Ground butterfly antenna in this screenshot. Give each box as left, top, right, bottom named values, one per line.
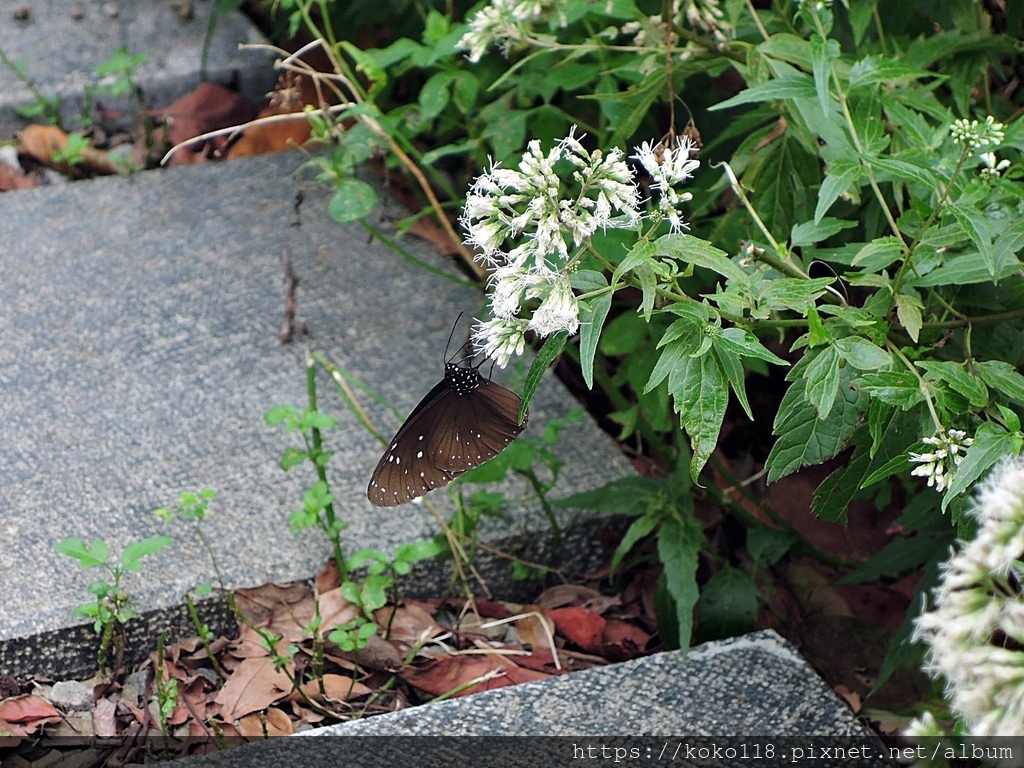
left=444, top=312, right=465, bottom=362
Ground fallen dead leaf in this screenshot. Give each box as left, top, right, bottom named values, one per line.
left=548, top=606, right=606, bottom=654
left=401, top=653, right=549, bottom=699
left=296, top=674, right=372, bottom=703
left=236, top=706, right=294, bottom=737
left=212, top=657, right=292, bottom=722
left=91, top=696, right=117, bottom=738
left=0, top=162, right=36, bottom=191
left=16, top=125, right=123, bottom=176
left=377, top=604, right=443, bottom=645
left=150, top=81, right=261, bottom=165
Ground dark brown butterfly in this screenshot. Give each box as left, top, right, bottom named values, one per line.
left=366, top=358, right=528, bottom=507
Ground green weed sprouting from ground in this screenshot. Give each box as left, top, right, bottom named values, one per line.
left=264, top=0, right=1024, bottom=733
left=54, top=534, right=172, bottom=675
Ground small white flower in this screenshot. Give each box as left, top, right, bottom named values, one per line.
left=527, top=276, right=579, bottom=336
left=472, top=316, right=528, bottom=368
left=632, top=137, right=700, bottom=233
left=909, top=429, right=973, bottom=493
left=980, top=151, right=1011, bottom=179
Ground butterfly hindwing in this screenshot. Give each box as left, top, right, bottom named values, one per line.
left=366, top=360, right=528, bottom=507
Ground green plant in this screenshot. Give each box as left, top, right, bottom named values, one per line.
left=54, top=534, right=172, bottom=675
left=151, top=632, right=180, bottom=743
left=0, top=44, right=61, bottom=123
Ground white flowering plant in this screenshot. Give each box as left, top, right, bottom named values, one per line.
left=272, top=0, right=1024, bottom=711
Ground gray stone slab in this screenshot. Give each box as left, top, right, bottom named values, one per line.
left=0, top=0, right=276, bottom=136
left=178, top=631, right=894, bottom=767
left=0, top=151, right=632, bottom=674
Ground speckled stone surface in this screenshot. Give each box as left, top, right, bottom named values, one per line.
left=0, top=0, right=276, bottom=136
left=177, top=631, right=894, bottom=768
left=0, top=151, right=632, bottom=677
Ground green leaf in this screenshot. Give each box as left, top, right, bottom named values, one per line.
left=816, top=158, right=863, bottom=222
left=714, top=327, right=788, bottom=366
left=612, top=238, right=658, bottom=319
left=918, top=360, right=988, bottom=408
left=834, top=337, right=891, bottom=371
left=758, top=277, right=834, bottom=312
left=579, top=292, right=612, bottom=390
left=328, top=179, right=378, bottom=222
left=710, top=76, right=817, bottom=110
left=121, top=536, right=173, bottom=571
left=599, top=312, right=648, bottom=356
left=864, top=156, right=939, bottom=191
left=668, top=352, right=729, bottom=482
left=747, top=526, right=797, bottom=566
left=790, top=217, right=855, bottom=247
left=976, top=360, right=1024, bottom=407
left=767, top=368, right=865, bottom=483
left=942, top=423, right=1024, bottom=511
left=657, top=514, right=701, bottom=652
left=54, top=538, right=109, bottom=568
left=805, top=345, right=841, bottom=419
left=853, top=370, right=923, bottom=409
left=519, top=331, right=567, bottom=423
left=810, top=35, right=840, bottom=116
left=654, top=234, right=746, bottom=283
left=851, top=237, right=905, bottom=270
left=695, top=566, right=758, bottom=642
left=554, top=476, right=663, bottom=514
left=713, top=344, right=753, bottom=421
left=948, top=202, right=995, bottom=279
left=610, top=511, right=662, bottom=576
left=837, top=534, right=944, bottom=584
left=895, top=293, right=923, bottom=342
left=418, top=71, right=454, bottom=119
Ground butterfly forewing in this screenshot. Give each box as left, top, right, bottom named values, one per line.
left=366, top=361, right=528, bottom=507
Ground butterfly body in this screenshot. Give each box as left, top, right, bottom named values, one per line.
left=367, top=361, right=527, bottom=507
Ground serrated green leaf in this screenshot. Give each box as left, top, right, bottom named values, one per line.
left=790, top=217, right=855, bottom=247
left=806, top=345, right=841, bottom=419
left=121, top=536, right=173, bottom=570
left=747, top=526, right=798, bottom=566
left=851, top=237, right=905, bottom=270
left=714, top=327, right=788, bottom=366
left=837, top=534, right=946, bottom=584
left=854, top=370, right=923, bottom=409
left=942, top=423, right=1024, bottom=510
left=418, top=71, right=454, bottom=119
left=519, top=331, right=567, bottom=423
left=948, top=202, right=995, bottom=279
left=55, top=538, right=108, bottom=568
left=579, top=292, right=612, bottom=390
left=657, top=514, right=701, bottom=651
left=709, top=76, right=817, bottom=110
left=758, top=277, right=834, bottom=313
left=610, top=511, right=662, bottom=576
left=976, top=360, right=1024, bottom=407
left=895, top=293, right=923, bottom=342
left=695, top=566, right=758, bottom=642
left=554, top=475, right=663, bottom=513
left=654, top=234, right=746, bottom=283
left=668, top=352, right=729, bottom=482
left=834, top=337, right=891, bottom=371
left=767, top=368, right=865, bottom=483
left=918, top=360, right=988, bottom=407
left=864, top=156, right=939, bottom=191
left=713, top=345, right=753, bottom=420
left=816, top=158, right=863, bottom=222
left=810, top=35, right=840, bottom=116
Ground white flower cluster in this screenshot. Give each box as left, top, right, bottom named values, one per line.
left=912, top=456, right=1024, bottom=735
left=909, top=429, right=973, bottom=493
left=619, top=0, right=728, bottom=47
left=950, top=115, right=1005, bottom=150
left=632, top=138, right=700, bottom=234
left=456, top=0, right=563, bottom=63
left=462, top=128, right=699, bottom=366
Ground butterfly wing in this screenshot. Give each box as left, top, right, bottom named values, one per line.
left=429, top=380, right=527, bottom=471
left=367, top=380, right=457, bottom=507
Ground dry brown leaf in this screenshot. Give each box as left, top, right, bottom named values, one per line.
left=16, top=125, right=122, bottom=176
left=296, top=674, right=372, bottom=703
left=513, top=607, right=555, bottom=651
left=599, top=618, right=651, bottom=661
left=786, top=562, right=853, bottom=618
left=236, top=706, right=294, bottom=737
left=150, top=81, right=260, bottom=159
left=0, top=694, right=61, bottom=728
left=0, top=163, right=36, bottom=191
left=227, top=73, right=318, bottom=159
left=330, top=634, right=403, bottom=674
left=91, top=696, right=118, bottom=738
left=212, top=657, right=292, bottom=722
left=547, top=606, right=606, bottom=654
left=234, top=583, right=315, bottom=644
left=316, top=586, right=360, bottom=636
left=401, top=653, right=549, bottom=698
left=535, top=584, right=604, bottom=609
left=377, top=604, right=442, bottom=644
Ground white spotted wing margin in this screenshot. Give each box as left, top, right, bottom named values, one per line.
left=366, top=363, right=528, bottom=507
